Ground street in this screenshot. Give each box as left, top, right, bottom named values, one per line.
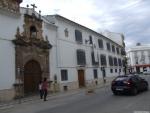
left=1, top=75, right=150, bottom=113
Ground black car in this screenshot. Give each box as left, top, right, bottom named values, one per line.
left=111, top=74, right=149, bottom=95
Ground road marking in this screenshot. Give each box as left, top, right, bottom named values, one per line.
left=134, top=111, right=150, bottom=113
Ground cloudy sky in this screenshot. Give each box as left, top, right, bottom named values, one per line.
left=21, top=0, right=150, bottom=49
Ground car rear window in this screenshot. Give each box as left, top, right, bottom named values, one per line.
left=115, top=76, right=129, bottom=81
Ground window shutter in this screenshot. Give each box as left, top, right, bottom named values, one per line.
left=77, top=50, right=86, bottom=65
left=75, top=30, right=83, bottom=43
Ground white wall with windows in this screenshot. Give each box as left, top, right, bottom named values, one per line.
left=127, top=44, right=150, bottom=73
left=45, top=15, right=125, bottom=90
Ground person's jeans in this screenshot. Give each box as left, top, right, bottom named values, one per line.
left=43, top=89, right=47, bottom=101
left=39, top=90, right=43, bottom=99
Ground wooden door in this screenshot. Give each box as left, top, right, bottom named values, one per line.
left=24, top=60, right=42, bottom=95
left=78, top=70, right=85, bottom=88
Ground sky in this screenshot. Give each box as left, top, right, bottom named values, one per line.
left=21, top=0, right=150, bottom=49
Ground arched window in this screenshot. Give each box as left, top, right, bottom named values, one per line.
left=30, top=26, right=37, bottom=38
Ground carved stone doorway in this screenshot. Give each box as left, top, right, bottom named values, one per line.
left=24, top=60, right=42, bottom=95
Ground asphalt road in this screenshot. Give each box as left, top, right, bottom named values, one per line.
left=2, top=75, right=150, bottom=113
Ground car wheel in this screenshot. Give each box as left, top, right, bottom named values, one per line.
left=145, top=85, right=149, bottom=91
left=132, top=88, right=138, bottom=95
left=113, top=91, right=118, bottom=95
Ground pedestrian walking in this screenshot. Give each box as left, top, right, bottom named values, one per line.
left=39, top=80, right=43, bottom=99
left=42, top=78, right=48, bottom=101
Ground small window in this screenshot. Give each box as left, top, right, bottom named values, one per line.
left=110, top=69, right=113, bottom=73
left=61, top=70, right=68, bottom=81
left=115, top=69, right=117, bottom=73
left=119, top=69, right=121, bottom=72
left=30, top=25, right=37, bottom=38
left=63, top=86, right=68, bottom=91
left=64, top=28, right=69, bottom=37
left=93, top=69, right=98, bottom=79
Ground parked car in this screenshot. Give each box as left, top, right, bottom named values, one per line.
left=111, top=74, right=149, bottom=95
left=143, top=71, right=150, bottom=75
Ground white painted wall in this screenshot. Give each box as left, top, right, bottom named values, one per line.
left=0, top=10, right=24, bottom=90
left=0, top=40, right=15, bottom=90
left=42, top=21, right=58, bottom=81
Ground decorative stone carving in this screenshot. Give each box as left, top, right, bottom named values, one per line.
left=0, top=0, right=22, bottom=13
left=12, top=11, right=52, bottom=97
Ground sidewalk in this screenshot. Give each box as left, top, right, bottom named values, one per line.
left=0, top=89, right=81, bottom=108
left=0, top=81, right=111, bottom=110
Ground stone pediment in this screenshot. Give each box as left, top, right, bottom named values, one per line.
left=12, top=11, right=52, bottom=49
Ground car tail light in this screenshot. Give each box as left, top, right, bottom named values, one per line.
left=123, top=80, right=132, bottom=86
left=112, top=80, right=116, bottom=85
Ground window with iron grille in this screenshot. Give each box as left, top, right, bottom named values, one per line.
left=76, top=49, right=86, bottom=65
left=112, top=45, right=115, bottom=53
left=106, top=42, right=111, bottom=51
left=121, top=48, right=126, bottom=55
left=115, top=69, right=117, bottom=73
left=116, top=47, right=120, bottom=54
left=109, top=56, right=113, bottom=66
left=118, top=58, right=122, bottom=66
left=89, top=35, right=93, bottom=44
left=119, top=69, right=121, bottom=72
left=122, top=59, right=125, bottom=67
left=91, top=52, right=99, bottom=65
left=110, top=69, right=113, bottom=73
left=93, top=69, right=98, bottom=79
left=100, top=54, right=107, bottom=66
left=114, top=57, right=118, bottom=66
left=98, top=39, right=103, bottom=49
left=61, top=70, right=68, bottom=81
left=75, top=30, right=82, bottom=43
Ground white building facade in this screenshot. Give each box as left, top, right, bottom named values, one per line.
left=127, top=44, right=150, bottom=74
left=45, top=15, right=126, bottom=91
left=0, top=0, right=125, bottom=101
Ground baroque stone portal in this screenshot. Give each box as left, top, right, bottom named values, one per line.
left=12, top=11, right=52, bottom=96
